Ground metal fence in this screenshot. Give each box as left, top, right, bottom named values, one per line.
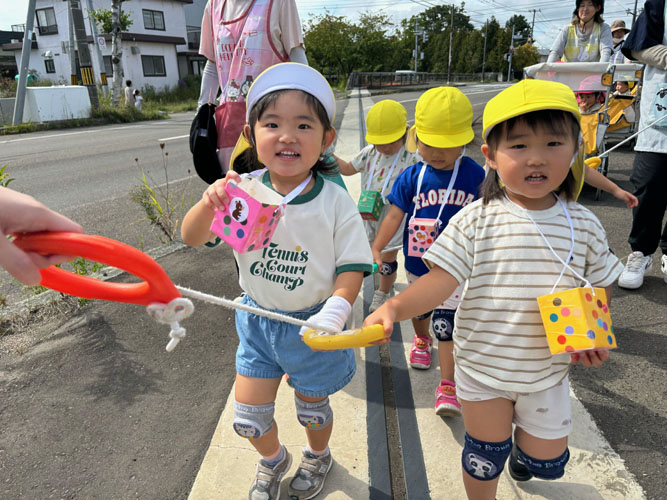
left=345, top=71, right=504, bottom=89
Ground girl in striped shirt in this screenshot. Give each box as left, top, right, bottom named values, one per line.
left=365, top=79, right=623, bottom=500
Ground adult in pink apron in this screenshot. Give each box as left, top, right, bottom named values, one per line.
left=211, top=0, right=287, bottom=170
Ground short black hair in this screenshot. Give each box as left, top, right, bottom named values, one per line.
left=481, top=109, right=580, bottom=203
left=243, top=89, right=338, bottom=177
left=126, top=80, right=132, bottom=86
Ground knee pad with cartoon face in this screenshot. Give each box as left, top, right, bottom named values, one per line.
left=295, top=394, right=333, bottom=430
left=462, top=433, right=512, bottom=481
left=380, top=260, right=398, bottom=276
left=431, top=308, right=455, bottom=341
left=232, top=401, right=275, bottom=439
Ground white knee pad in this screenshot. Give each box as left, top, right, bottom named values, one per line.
left=232, top=401, right=275, bottom=439
left=295, top=394, right=333, bottom=430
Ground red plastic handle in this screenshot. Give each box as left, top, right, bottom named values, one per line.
left=13, top=232, right=181, bottom=306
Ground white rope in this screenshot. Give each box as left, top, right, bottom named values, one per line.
left=174, top=285, right=339, bottom=334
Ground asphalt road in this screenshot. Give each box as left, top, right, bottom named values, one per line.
left=0, top=85, right=665, bottom=499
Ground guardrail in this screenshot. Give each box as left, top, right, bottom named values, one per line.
left=346, top=71, right=503, bottom=89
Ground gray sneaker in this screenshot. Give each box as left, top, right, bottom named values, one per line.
left=287, top=450, right=333, bottom=500
left=618, top=251, right=653, bottom=289
left=369, top=290, right=390, bottom=312
left=249, top=447, right=292, bottom=500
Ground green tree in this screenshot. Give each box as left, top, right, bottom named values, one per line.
left=303, top=13, right=357, bottom=78
left=88, top=8, right=132, bottom=34
left=505, top=14, right=531, bottom=44
left=511, top=43, right=540, bottom=74
left=353, top=12, right=395, bottom=72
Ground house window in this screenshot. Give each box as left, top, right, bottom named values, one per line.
left=35, top=8, right=58, bottom=35
left=44, top=59, right=55, bottom=73
left=103, top=56, right=113, bottom=77
left=142, top=55, right=166, bottom=77
left=143, top=9, right=165, bottom=31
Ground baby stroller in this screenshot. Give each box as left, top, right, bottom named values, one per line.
left=523, top=62, right=644, bottom=200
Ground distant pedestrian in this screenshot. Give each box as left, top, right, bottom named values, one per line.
left=124, top=80, right=135, bottom=107
left=610, top=19, right=631, bottom=63
left=548, top=0, right=612, bottom=62
left=134, top=89, right=143, bottom=111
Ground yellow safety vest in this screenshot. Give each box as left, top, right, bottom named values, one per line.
left=563, top=24, right=601, bottom=62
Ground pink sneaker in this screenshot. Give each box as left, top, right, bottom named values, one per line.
left=409, top=335, right=432, bottom=369
left=435, top=380, right=461, bottom=417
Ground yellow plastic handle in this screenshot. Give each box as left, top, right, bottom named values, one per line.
left=585, top=157, right=601, bottom=169
left=302, top=324, right=386, bottom=350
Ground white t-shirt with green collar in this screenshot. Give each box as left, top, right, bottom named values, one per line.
left=236, top=172, right=374, bottom=311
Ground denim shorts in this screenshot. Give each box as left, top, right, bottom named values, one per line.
left=235, top=294, right=356, bottom=398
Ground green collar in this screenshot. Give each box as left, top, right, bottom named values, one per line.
left=261, top=171, right=323, bottom=205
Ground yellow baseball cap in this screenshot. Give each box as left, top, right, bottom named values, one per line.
left=365, top=100, right=407, bottom=145
left=229, top=63, right=336, bottom=171
left=406, top=87, right=474, bottom=153
left=483, top=79, right=585, bottom=199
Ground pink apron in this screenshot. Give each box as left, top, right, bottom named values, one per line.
left=211, top=0, right=288, bottom=170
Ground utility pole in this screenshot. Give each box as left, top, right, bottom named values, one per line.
left=68, top=5, right=77, bottom=85
left=69, top=0, right=99, bottom=108
left=12, top=0, right=37, bottom=126
left=631, top=0, right=639, bottom=26
left=530, top=9, right=537, bottom=42
left=507, top=24, right=515, bottom=83
left=481, top=19, right=488, bottom=82
left=414, top=19, right=419, bottom=73
left=447, top=5, right=454, bottom=84
left=85, top=0, right=109, bottom=95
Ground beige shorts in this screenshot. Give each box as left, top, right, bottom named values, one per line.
left=364, top=204, right=404, bottom=253
left=455, top=366, right=572, bottom=440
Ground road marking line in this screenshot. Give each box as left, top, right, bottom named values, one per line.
left=158, top=134, right=189, bottom=142
left=0, top=124, right=145, bottom=144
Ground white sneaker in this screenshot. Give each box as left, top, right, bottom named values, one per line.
left=661, top=254, right=667, bottom=284
left=369, top=290, right=390, bottom=312
left=618, top=251, right=653, bottom=289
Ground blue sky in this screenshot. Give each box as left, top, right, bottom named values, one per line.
left=1, top=0, right=637, bottom=51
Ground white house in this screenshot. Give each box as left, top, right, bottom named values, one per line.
left=2, top=0, right=207, bottom=92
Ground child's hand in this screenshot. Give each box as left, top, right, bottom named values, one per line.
left=371, top=246, right=383, bottom=272
left=570, top=348, right=609, bottom=367
left=363, top=303, right=395, bottom=345
left=612, top=187, right=638, bottom=208
left=202, top=170, right=243, bottom=210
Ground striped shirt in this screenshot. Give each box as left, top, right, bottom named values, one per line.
left=423, top=196, right=623, bottom=393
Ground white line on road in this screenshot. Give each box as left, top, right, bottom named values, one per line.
left=0, top=123, right=174, bottom=144
left=158, top=134, right=189, bottom=142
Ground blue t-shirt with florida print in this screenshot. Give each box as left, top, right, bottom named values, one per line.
left=388, top=157, right=485, bottom=276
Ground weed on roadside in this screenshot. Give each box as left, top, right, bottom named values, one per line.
left=0, top=165, right=15, bottom=187
left=131, top=144, right=194, bottom=243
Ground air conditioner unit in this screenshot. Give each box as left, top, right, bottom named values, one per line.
left=130, top=46, right=140, bottom=55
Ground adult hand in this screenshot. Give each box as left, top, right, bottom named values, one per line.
left=0, top=187, right=83, bottom=285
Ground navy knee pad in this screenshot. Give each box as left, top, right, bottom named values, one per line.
left=380, top=260, right=398, bottom=276
left=431, top=309, right=455, bottom=341
left=462, top=433, right=512, bottom=481
left=415, top=310, right=433, bottom=321
left=295, top=394, right=333, bottom=430
left=515, top=445, right=570, bottom=480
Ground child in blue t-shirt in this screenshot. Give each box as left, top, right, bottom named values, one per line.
left=371, top=87, right=484, bottom=418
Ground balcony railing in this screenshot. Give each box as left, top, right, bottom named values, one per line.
left=187, top=30, right=200, bottom=50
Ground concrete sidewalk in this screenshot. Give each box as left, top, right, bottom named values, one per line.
left=187, top=90, right=646, bottom=499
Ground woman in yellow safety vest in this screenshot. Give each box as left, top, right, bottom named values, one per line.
left=548, top=0, right=613, bottom=62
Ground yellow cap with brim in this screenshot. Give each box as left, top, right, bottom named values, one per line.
left=482, top=79, right=585, bottom=199
left=406, top=86, right=474, bottom=153
left=229, top=63, right=336, bottom=171
left=365, top=100, right=408, bottom=145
